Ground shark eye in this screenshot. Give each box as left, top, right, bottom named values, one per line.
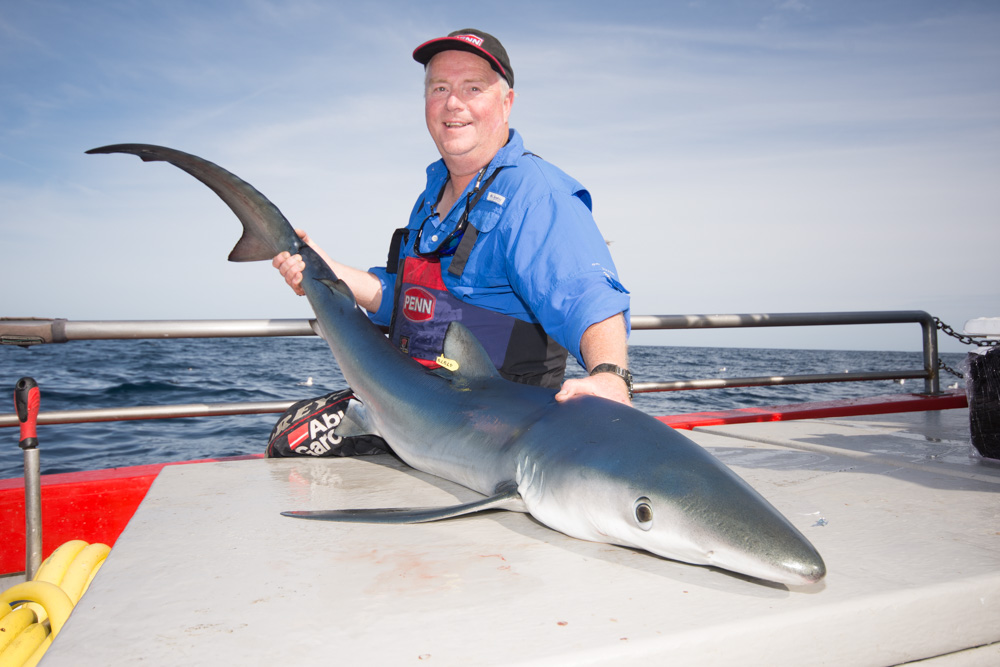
left=634, top=497, right=653, bottom=530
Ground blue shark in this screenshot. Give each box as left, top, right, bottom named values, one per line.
left=88, top=143, right=825, bottom=586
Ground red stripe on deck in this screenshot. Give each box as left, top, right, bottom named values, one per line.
left=658, top=391, right=968, bottom=430
left=0, top=454, right=263, bottom=576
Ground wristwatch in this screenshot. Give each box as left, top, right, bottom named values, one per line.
left=589, top=363, right=634, bottom=400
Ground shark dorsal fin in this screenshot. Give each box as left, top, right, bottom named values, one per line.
left=441, top=321, right=501, bottom=380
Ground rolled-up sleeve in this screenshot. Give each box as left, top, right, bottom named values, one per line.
left=366, top=265, right=396, bottom=326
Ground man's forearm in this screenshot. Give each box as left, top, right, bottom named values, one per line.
left=554, top=312, right=631, bottom=405
left=579, top=312, right=629, bottom=372
left=310, top=244, right=383, bottom=313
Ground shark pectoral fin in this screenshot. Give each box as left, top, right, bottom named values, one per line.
left=334, top=399, right=377, bottom=438
left=281, top=486, right=524, bottom=524
left=440, top=321, right=501, bottom=380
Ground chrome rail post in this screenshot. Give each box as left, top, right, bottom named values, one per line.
left=0, top=318, right=319, bottom=345
left=0, top=400, right=295, bottom=428
left=14, top=378, right=43, bottom=580
left=919, top=313, right=941, bottom=395
left=22, top=448, right=42, bottom=580
left=0, top=310, right=952, bottom=419
left=631, top=310, right=943, bottom=396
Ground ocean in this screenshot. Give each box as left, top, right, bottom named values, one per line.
left=0, top=338, right=969, bottom=480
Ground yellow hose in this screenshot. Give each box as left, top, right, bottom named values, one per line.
left=24, top=539, right=88, bottom=623
left=0, top=608, right=37, bottom=655
left=58, top=543, right=110, bottom=605
left=0, top=540, right=110, bottom=667
left=0, top=624, right=47, bottom=667
left=32, top=540, right=87, bottom=589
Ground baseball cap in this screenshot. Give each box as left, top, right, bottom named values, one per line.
left=413, top=29, right=514, bottom=88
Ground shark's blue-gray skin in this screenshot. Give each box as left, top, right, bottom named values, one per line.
left=87, top=143, right=826, bottom=586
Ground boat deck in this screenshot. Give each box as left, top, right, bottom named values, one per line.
left=42, top=407, right=1000, bottom=665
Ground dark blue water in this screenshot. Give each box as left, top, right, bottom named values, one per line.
left=0, top=339, right=968, bottom=479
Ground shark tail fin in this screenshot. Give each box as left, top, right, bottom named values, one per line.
left=86, top=143, right=301, bottom=263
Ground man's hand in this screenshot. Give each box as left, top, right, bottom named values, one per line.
left=555, top=371, right=631, bottom=405
left=271, top=229, right=311, bottom=296
left=271, top=230, right=383, bottom=312
left=555, top=313, right=632, bottom=405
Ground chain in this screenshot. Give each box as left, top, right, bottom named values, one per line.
left=934, top=317, right=1000, bottom=348
left=937, top=358, right=964, bottom=379
left=933, top=316, right=999, bottom=380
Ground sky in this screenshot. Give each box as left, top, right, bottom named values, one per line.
left=1, top=0, right=998, bottom=353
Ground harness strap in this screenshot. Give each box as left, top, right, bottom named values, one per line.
left=447, top=226, right=479, bottom=277
left=448, top=165, right=508, bottom=277
left=385, top=228, right=409, bottom=275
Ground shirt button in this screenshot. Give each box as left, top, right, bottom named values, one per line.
left=431, top=235, right=439, bottom=242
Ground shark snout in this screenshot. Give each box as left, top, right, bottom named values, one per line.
left=781, top=553, right=827, bottom=585
left=702, top=535, right=827, bottom=586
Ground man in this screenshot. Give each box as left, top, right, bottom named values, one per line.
left=273, top=29, right=631, bottom=414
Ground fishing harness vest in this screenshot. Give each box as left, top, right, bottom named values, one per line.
left=386, top=161, right=568, bottom=389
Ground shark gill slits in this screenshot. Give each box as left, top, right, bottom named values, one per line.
left=634, top=497, right=653, bottom=530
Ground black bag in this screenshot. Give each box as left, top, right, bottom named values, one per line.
left=266, top=388, right=390, bottom=458
left=967, top=348, right=1000, bottom=460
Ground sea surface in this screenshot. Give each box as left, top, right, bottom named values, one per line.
left=0, top=338, right=969, bottom=479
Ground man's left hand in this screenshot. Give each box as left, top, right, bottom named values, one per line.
left=555, top=373, right=631, bottom=406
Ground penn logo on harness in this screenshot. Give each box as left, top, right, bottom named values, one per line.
left=403, top=287, right=436, bottom=322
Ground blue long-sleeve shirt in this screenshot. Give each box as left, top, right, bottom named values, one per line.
left=369, top=129, right=630, bottom=366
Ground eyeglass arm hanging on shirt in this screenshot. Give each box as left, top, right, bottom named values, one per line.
left=414, top=165, right=506, bottom=259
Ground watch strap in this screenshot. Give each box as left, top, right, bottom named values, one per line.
left=589, top=363, right=633, bottom=400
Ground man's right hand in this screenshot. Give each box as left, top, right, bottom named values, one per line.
left=270, top=230, right=384, bottom=312
left=272, top=229, right=311, bottom=296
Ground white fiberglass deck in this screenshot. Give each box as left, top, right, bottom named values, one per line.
left=45, top=408, right=1000, bottom=665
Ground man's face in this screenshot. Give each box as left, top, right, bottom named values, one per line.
left=424, top=50, right=513, bottom=171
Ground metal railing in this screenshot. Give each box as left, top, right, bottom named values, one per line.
left=0, top=310, right=941, bottom=428
left=629, top=311, right=940, bottom=395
